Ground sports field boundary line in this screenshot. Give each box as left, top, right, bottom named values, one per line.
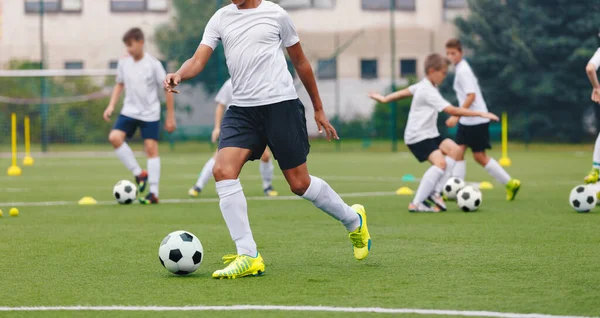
left=0, top=305, right=593, bottom=317
left=0, top=191, right=397, bottom=207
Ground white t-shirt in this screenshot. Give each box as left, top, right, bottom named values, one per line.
left=404, top=78, right=451, bottom=145
left=453, top=59, right=489, bottom=126
left=589, top=48, right=600, bottom=70
left=200, top=1, right=299, bottom=107
left=116, top=53, right=166, bottom=122
left=215, top=79, right=233, bottom=109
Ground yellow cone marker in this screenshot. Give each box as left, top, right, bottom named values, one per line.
left=9, top=208, right=19, bottom=217
left=479, top=181, right=494, bottom=190
left=7, top=113, right=22, bottom=176
left=78, top=197, right=97, bottom=205
left=396, top=186, right=414, bottom=196
left=0, top=209, right=3, bottom=217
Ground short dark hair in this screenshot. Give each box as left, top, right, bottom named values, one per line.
left=122, top=27, right=144, bottom=43
left=424, top=53, right=450, bottom=74
left=445, top=38, right=462, bottom=52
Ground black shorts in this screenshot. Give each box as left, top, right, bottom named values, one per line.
left=219, top=99, right=310, bottom=170
left=455, top=123, right=491, bottom=152
left=113, top=115, right=160, bottom=140
left=407, top=136, right=445, bottom=162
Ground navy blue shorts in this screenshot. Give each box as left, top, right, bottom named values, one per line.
left=113, top=115, right=160, bottom=140
left=407, top=136, right=446, bottom=163
left=219, top=99, right=310, bottom=170
left=455, top=123, right=491, bottom=152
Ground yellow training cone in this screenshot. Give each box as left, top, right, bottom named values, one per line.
left=78, top=197, right=97, bottom=205
left=7, top=165, right=21, bottom=176
left=396, top=187, right=414, bottom=196
left=499, top=157, right=512, bottom=167
left=479, top=181, right=494, bottom=190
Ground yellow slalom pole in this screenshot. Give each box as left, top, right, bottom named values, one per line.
left=23, top=116, right=34, bottom=166
left=7, top=113, right=22, bottom=176
left=498, top=112, right=512, bottom=167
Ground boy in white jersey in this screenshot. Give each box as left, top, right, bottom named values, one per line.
left=445, top=39, right=521, bottom=201
left=164, top=0, right=371, bottom=279
left=369, top=54, right=499, bottom=212
left=584, top=47, right=600, bottom=183
left=103, top=28, right=176, bottom=204
left=188, top=78, right=278, bottom=197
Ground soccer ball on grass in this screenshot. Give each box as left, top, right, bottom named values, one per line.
left=569, top=185, right=596, bottom=213
left=158, top=230, right=204, bottom=275
left=457, top=186, right=482, bottom=212
left=113, top=180, right=137, bottom=204
left=443, top=177, right=465, bottom=200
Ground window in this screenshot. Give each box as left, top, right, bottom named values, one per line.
left=279, top=0, right=336, bottom=10
left=444, top=0, right=467, bottom=8
left=109, top=60, right=119, bottom=70
left=317, top=59, right=337, bottom=80
left=65, top=61, right=84, bottom=70
left=25, top=0, right=60, bottom=13
left=62, top=0, right=82, bottom=11
left=400, top=59, right=416, bottom=77
left=362, top=0, right=415, bottom=11
left=110, top=0, right=168, bottom=12
left=360, top=59, right=378, bottom=79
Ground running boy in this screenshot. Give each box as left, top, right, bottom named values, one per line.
left=584, top=47, right=600, bottom=183
left=188, top=78, right=278, bottom=197
left=165, top=0, right=371, bottom=279
left=369, top=53, right=499, bottom=212
left=103, top=28, right=176, bottom=204
left=445, top=39, right=521, bottom=201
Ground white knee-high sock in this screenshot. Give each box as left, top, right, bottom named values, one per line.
left=413, top=166, right=444, bottom=205
left=434, top=157, right=457, bottom=195
left=195, top=158, right=216, bottom=190
left=259, top=159, right=274, bottom=190
left=115, top=143, right=142, bottom=176
left=452, top=160, right=466, bottom=180
left=216, top=179, right=257, bottom=257
left=593, top=133, right=600, bottom=170
left=485, top=158, right=511, bottom=185
left=301, top=176, right=361, bottom=232
left=148, top=157, right=160, bottom=196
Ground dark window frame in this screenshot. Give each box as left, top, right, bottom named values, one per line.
left=360, top=59, right=378, bottom=79
left=361, top=0, right=416, bottom=11
left=317, top=58, right=337, bottom=80
left=65, top=60, right=84, bottom=70
left=443, top=0, right=468, bottom=9
left=25, top=0, right=84, bottom=14
left=279, top=0, right=336, bottom=10
left=400, top=58, right=417, bottom=77
left=109, top=60, right=119, bottom=70
left=110, top=0, right=169, bottom=13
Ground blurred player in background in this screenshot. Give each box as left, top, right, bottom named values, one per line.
left=188, top=78, right=278, bottom=197
left=165, top=0, right=371, bottom=279
left=103, top=27, right=176, bottom=205
left=445, top=39, right=521, bottom=201
left=369, top=53, right=499, bottom=212
left=584, top=47, right=600, bottom=184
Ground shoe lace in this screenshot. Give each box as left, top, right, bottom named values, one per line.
left=349, top=230, right=365, bottom=248
left=222, top=254, right=238, bottom=265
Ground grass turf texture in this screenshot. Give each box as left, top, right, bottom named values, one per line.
left=0, top=145, right=599, bottom=317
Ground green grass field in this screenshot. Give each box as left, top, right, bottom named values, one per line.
left=1, top=143, right=599, bottom=317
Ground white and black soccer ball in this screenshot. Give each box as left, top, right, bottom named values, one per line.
left=158, top=230, right=204, bottom=275
left=113, top=180, right=137, bottom=204
left=443, top=177, right=465, bottom=200
left=457, top=186, right=482, bottom=212
left=569, top=185, right=597, bottom=213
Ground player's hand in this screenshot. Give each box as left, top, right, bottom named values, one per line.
left=211, top=128, right=221, bottom=143
left=483, top=112, right=500, bottom=122
left=164, top=116, right=177, bottom=133
left=164, top=73, right=181, bottom=94
left=368, top=92, right=386, bottom=103
left=103, top=106, right=114, bottom=122
left=314, top=109, right=339, bottom=141
left=446, top=116, right=459, bottom=128
left=592, top=88, right=600, bottom=104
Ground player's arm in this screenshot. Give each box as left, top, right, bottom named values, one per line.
left=164, top=45, right=214, bottom=93
left=164, top=91, right=176, bottom=133
left=443, top=106, right=498, bottom=121
left=103, top=83, right=124, bottom=122
left=368, top=88, right=412, bottom=103
left=586, top=50, right=600, bottom=103
left=212, top=103, right=226, bottom=143
left=287, top=42, right=338, bottom=140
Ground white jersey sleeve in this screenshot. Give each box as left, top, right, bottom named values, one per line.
left=408, top=82, right=421, bottom=95
left=153, top=60, right=167, bottom=88
left=456, top=66, right=477, bottom=95
left=278, top=9, right=300, bottom=48
left=200, top=12, right=221, bottom=50
left=116, top=59, right=125, bottom=84
left=426, top=90, right=451, bottom=112
left=589, top=48, right=600, bottom=70
left=215, top=79, right=233, bottom=106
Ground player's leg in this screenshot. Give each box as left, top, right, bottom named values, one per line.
left=109, top=115, right=146, bottom=190
left=189, top=151, right=217, bottom=197
left=451, top=124, right=468, bottom=180
left=259, top=148, right=278, bottom=197
left=139, top=120, right=161, bottom=204
left=410, top=149, right=446, bottom=212
left=584, top=133, right=600, bottom=183
left=427, top=139, right=461, bottom=210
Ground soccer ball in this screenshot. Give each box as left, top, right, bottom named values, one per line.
left=113, top=180, right=137, bottom=204
left=457, top=186, right=482, bottom=212
left=569, top=185, right=596, bottom=213
left=158, top=230, right=204, bottom=275
left=443, top=177, right=465, bottom=200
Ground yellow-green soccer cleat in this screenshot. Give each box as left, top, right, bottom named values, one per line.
left=348, top=204, right=371, bottom=261
left=584, top=168, right=599, bottom=184
left=188, top=186, right=201, bottom=198
left=212, top=254, right=265, bottom=279
left=506, top=179, right=521, bottom=201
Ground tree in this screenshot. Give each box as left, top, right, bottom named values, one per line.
left=455, top=0, right=600, bottom=142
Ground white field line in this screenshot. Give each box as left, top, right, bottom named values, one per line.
left=0, top=305, right=593, bottom=318
left=0, top=191, right=397, bottom=207
left=0, top=175, right=404, bottom=182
